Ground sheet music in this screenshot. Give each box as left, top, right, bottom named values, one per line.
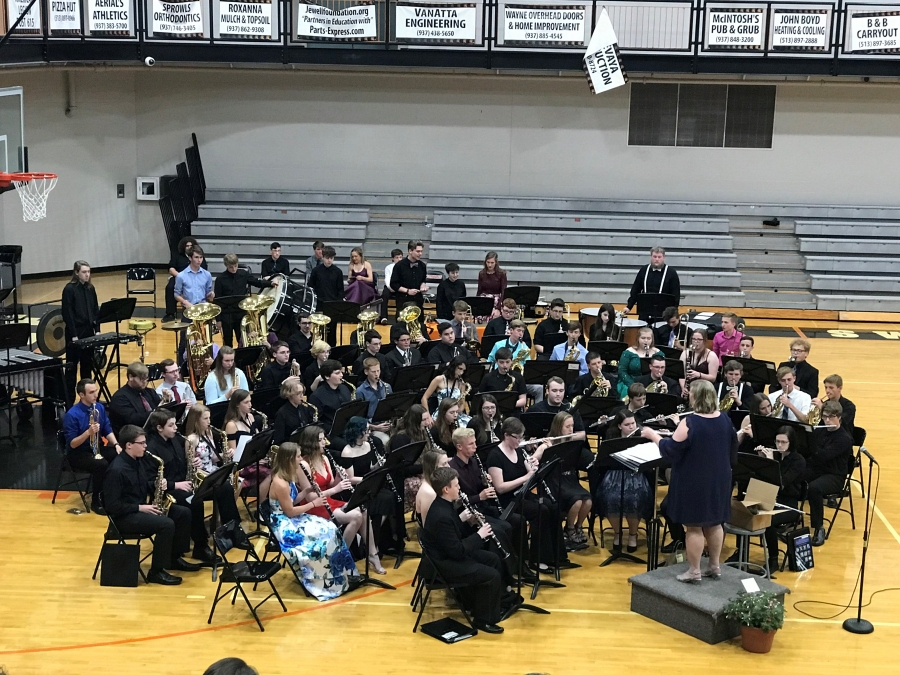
left=233, top=435, right=251, bottom=465
left=610, top=443, right=662, bottom=472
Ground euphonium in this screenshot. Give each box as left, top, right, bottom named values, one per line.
left=309, top=313, right=332, bottom=343
left=238, top=294, right=274, bottom=347
left=146, top=451, right=176, bottom=516
left=807, top=394, right=829, bottom=426
left=184, top=302, right=221, bottom=390
left=356, top=309, right=379, bottom=348
left=398, top=304, right=423, bottom=342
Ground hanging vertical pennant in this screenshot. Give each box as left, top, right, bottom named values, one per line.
left=583, top=8, right=627, bottom=94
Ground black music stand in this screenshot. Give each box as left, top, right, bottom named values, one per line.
left=417, top=340, right=441, bottom=362
left=463, top=362, right=490, bottom=390
left=371, top=392, right=420, bottom=424
left=331, top=344, right=360, bottom=369
left=0, top=288, right=13, bottom=324
left=193, top=460, right=237, bottom=580
left=750, top=415, right=813, bottom=457
left=574, top=396, right=622, bottom=431
left=639, top=358, right=685, bottom=381
left=479, top=334, right=507, bottom=360
left=539, top=333, right=567, bottom=360
left=0, top=322, right=30, bottom=444
left=380, top=440, right=427, bottom=567
left=471, top=391, right=519, bottom=418
left=460, top=296, right=494, bottom=318
left=390, top=363, right=437, bottom=392
left=235, top=427, right=275, bottom=539
left=207, top=401, right=229, bottom=429
left=251, top=386, right=283, bottom=421
left=523, top=360, right=566, bottom=388
left=0, top=245, right=22, bottom=323
left=158, top=401, right=188, bottom=427
left=94, top=297, right=137, bottom=395
left=234, top=346, right=266, bottom=385
left=594, top=436, right=651, bottom=567
left=343, top=466, right=395, bottom=590
left=330, top=399, right=369, bottom=437
left=541, top=439, right=585, bottom=578
left=504, top=285, right=540, bottom=311
left=520, top=412, right=556, bottom=438
left=725, top=357, right=778, bottom=388
left=636, top=293, right=679, bottom=322
left=321, top=301, right=361, bottom=346
left=733, top=452, right=782, bottom=491
left=644, top=393, right=683, bottom=418
left=657, top=345, right=682, bottom=360
left=590, top=341, right=628, bottom=368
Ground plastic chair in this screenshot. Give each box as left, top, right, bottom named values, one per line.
left=51, top=430, right=91, bottom=511
left=126, top=266, right=157, bottom=310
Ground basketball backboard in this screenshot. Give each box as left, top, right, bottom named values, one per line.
left=0, top=86, right=24, bottom=173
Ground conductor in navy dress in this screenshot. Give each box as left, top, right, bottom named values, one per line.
left=642, top=380, right=737, bottom=583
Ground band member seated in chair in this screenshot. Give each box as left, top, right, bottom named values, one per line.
left=289, top=314, right=315, bottom=362
left=770, top=338, right=819, bottom=399
left=589, top=303, right=617, bottom=343
left=109, top=362, right=162, bottom=436
left=715, top=360, right=754, bottom=411
left=64, top=378, right=121, bottom=514
left=355, top=358, right=393, bottom=445
left=146, top=409, right=241, bottom=565
left=385, top=330, right=422, bottom=370
left=262, top=241, right=290, bottom=281
left=422, top=466, right=505, bottom=634
left=303, top=341, right=331, bottom=392
left=804, top=401, right=854, bottom=547
left=258, top=341, right=293, bottom=390
left=811, top=374, right=856, bottom=434
left=273, top=377, right=317, bottom=445
left=352, top=331, right=393, bottom=384
left=767, top=367, right=811, bottom=423
left=756, top=426, right=806, bottom=571
left=679, top=329, right=719, bottom=397
left=308, top=360, right=354, bottom=440
left=428, top=322, right=478, bottom=366
left=533, top=298, right=566, bottom=360
left=155, top=358, right=197, bottom=408
left=205, top=346, right=250, bottom=404
left=569, top=352, right=617, bottom=400
left=712, top=312, right=744, bottom=359
left=635, top=354, right=681, bottom=398
left=467, top=395, right=503, bottom=447
left=550, top=321, right=588, bottom=375
left=480, top=348, right=527, bottom=411
left=484, top=299, right=534, bottom=347
left=104, top=424, right=201, bottom=585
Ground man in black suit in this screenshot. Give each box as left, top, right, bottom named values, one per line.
left=421, top=467, right=504, bottom=634
left=624, top=247, right=681, bottom=321
left=109, top=362, right=162, bottom=435
left=385, top=330, right=422, bottom=371
left=636, top=354, right=681, bottom=398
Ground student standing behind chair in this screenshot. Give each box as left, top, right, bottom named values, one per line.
left=390, top=240, right=429, bottom=321
left=305, top=240, right=325, bottom=279
left=379, top=248, right=404, bottom=324
left=436, top=262, right=467, bottom=320
left=422, top=466, right=505, bottom=634
left=164, top=236, right=206, bottom=322
left=261, top=242, right=290, bottom=281
left=61, top=260, right=100, bottom=404
left=103, top=424, right=201, bottom=585
left=214, top=253, right=273, bottom=347
left=306, top=246, right=343, bottom=345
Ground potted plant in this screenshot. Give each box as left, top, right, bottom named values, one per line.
left=723, top=590, right=785, bottom=653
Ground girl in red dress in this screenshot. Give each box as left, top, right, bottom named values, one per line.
left=296, top=425, right=386, bottom=574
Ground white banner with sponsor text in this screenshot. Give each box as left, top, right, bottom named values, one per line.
left=583, top=8, right=627, bottom=94
left=296, top=2, right=378, bottom=40
left=50, top=0, right=82, bottom=31
left=706, top=7, right=764, bottom=48
left=6, top=0, right=42, bottom=33
left=88, top=0, right=133, bottom=34
left=395, top=3, right=477, bottom=42
left=503, top=4, right=587, bottom=45
left=849, top=11, right=900, bottom=52
left=219, top=1, right=275, bottom=37
left=771, top=9, right=829, bottom=51
left=151, top=0, right=204, bottom=35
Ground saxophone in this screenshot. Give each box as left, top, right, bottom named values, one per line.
left=301, top=400, right=319, bottom=423
left=719, top=385, right=737, bottom=411
left=564, top=342, right=580, bottom=362
left=146, top=451, right=176, bottom=516
left=185, top=435, right=209, bottom=490
left=343, top=380, right=357, bottom=401
left=251, top=407, right=269, bottom=430
left=511, top=344, right=529, bottom=373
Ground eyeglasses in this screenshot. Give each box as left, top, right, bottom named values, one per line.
left=132, top=440, right=147, bottom=446
left=790, top=348, right=807, bottom=353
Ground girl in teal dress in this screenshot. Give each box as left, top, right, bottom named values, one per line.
left=268, top=442, right=358, bottom=601
left=617, top=326, right=664, bottom=399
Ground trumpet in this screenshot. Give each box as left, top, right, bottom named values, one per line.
left=458, top=492, right=509, bottom=558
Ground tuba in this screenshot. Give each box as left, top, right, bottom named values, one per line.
left=807, top=394, right=829, bottom=426
left=184, top=302, right=221, bottom=390
left=398, top=304, right=423, bottom=342
left=309, top=313, right=332, bottom=344
left=356, top=309, right=379, bottom=348
left=146, top=451, right=176, bottom=516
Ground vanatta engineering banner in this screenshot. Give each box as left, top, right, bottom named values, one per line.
left=151, top=0, right=204, bottom=35
left=503, top=4, right=586, bottom=45
left=49, top=0, right=82, bottom=32
left=88, top=0, right=133, bottom=34
left=395, top=3, right=477, bottom=42
left=849, top=11, right=900, bottom=52
left=583, top=8, right=627, bottom=94
left=296, top=2, right=378, bottom=40
left=219, top=1, right=274, bottom=37
left=706, top=7, right=764, bottom=49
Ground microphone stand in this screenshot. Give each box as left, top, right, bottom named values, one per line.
left=842, top=450, right=877, bottom=635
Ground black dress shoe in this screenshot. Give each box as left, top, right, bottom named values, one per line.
left=473, top=621, right=504, bottom=634
left=168, top=557, right=203, bottom=572
left=812, top=527, right=826, bottom=547
left=192, top=545, right=218, bottom=562
left=148, top=569, right=183, bottom=585
left=91, top=504, right=107, bottom=516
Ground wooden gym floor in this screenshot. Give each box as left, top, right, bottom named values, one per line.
left=1, top=272, right=899, bottom=675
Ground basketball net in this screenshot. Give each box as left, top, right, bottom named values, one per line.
left=12, top=173, right=57, bottom=221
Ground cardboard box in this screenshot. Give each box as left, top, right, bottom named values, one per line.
left=729, top=478, right=789, bottom=531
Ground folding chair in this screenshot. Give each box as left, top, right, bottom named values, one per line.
left=51, top=430, right=91, bottom=511
left=411, top=531, right=476, bottom=634
left=823, top=451, right=858, bottom=539
left=92, top=497, right=154, bottom=584
left=126, top=266, right=157, bottom=310
left=208, top=522, right=287, bottom=632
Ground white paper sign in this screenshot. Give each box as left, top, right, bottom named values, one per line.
left=771, top=10, right=828, bottom=49
left=395, top=3, right=477, bottom=41
left=6, top=0, right=42, bottom=32
left=152, top=0, right=204, bottom=34
left=219, top=1, right=274, bottom=37
left=50, top=0, right=82, bottom=31
left=850, top=12, right=900, bottom=52
left=503, top=5, right=586, bottom=44
left=741, top=577, right=761, bottom=593
left=296, top=2, right=377, bottom=40
left=583, top=9, right=627, bottom=94
left=707, top=9, right=763, bottom=47
left=88, top=0, right=133, bottom=33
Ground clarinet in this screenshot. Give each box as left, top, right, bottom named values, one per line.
left=521, top=445, right=556, bottom=502
left=297, top=459, right=336, bottom=522
left=472, top=451, right=503, bottom=511
left=323, top=445, right=356, bottom=498
left=373, top=444, right=403, bottom=504
left=459, top=492, right=509, bottom=559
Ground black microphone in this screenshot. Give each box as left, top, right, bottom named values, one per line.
left=860, top=447, right=878, bottom=465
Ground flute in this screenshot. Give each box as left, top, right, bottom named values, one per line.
left=459, top=492, right=509, bottom=559
left=516, top=432, right=581, bottom=448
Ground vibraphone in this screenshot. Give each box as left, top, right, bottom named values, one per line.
left=0, top=348, right=63, bottom=399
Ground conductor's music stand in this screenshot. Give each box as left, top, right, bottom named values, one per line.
left=94, top=297, right=137, bottom=394
left=460, top=296, right=494, bottom=319
left=471, top=390, right=519, bottom=418
left=343, top=466, right=395, bottom=590
left=193, top=461, right=237, bottom=580
left=321, top=301, right=361, bottom=346
left=636, top=293, right=679, bottom=322
left=371, top=391, right=422, bottom=425
left=734, top=452, right=782, bottom=490
left=644, top=393, right=683, bottom=418
left=390, top=363, right=437, bottom=392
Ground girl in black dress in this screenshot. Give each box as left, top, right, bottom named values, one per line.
left=388, top=404, right=432, bottom=511
left=589, top=303, right=616, bottom=342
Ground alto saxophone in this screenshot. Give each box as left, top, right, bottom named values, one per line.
left=251, top=407, right=268, bottom=431
left=301, top=400, right=319, bottom=423
left=146, top=451, right=176, bottom=516
left=343, top=380, right=357, bottom=401
left=185, top=435, right=209, bottom=490
left=564, top=343, right=580, bottom=362
left=719, top=385, right=737, bottom=411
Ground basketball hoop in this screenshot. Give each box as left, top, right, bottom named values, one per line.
left=0, top=172, right=58, bottom=222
